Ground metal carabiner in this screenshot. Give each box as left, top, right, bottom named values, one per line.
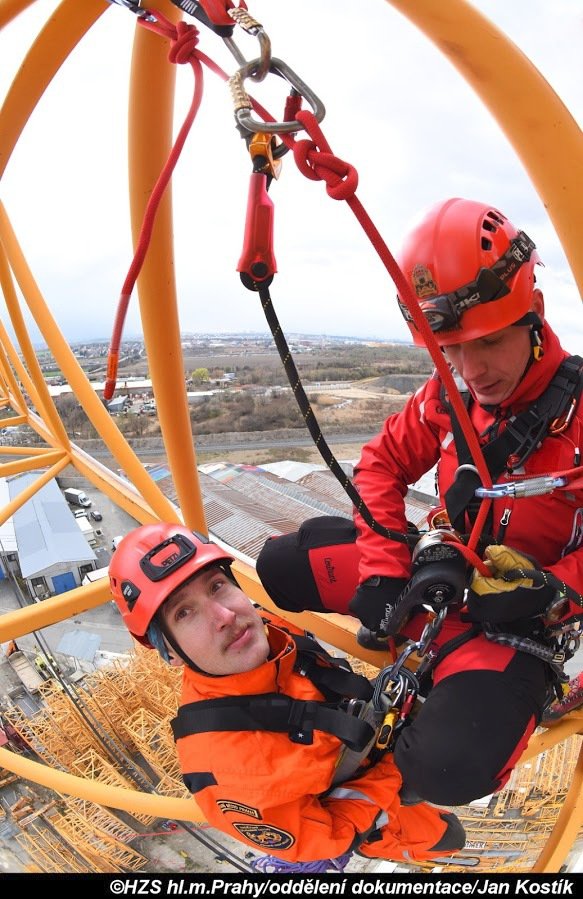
left=475, top=476, right=568, bottom=499
left=106, top=0, right=156, bottom=22
left=226, top=7, right=272, bottom=82
left=229, top=57, right=326, bottom=136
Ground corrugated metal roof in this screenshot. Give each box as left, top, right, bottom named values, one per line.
left=259, top=460, right=325, bottom=482
left=8, top=473, right=96, bottom=578
left=128, top=459, right=436, bottom=561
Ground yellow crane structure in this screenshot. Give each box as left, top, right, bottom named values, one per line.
left=0, top=0, right=582, bottom=874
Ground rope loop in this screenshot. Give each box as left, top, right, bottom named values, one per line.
left=293, top=110, right=358, bottom=200
left=168, top=20, right=201, bottom=65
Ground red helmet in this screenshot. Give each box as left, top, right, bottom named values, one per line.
left=397, top=198, right=541, bottom=346
left=109, top=523, right=234, bottom=647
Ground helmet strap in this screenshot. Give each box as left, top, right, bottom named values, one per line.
left=512, top=311, right=544, bottom=362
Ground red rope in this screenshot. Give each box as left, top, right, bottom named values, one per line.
left=104, top=15, right=205, bottom=400
left=103, top=21, right=494, bottom=561
left=291, top=110, right=493, bottom=554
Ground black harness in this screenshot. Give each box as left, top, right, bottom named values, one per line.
left=171, top=632, right=376, bottom=752
left=444, top=354, right=583, bottom=535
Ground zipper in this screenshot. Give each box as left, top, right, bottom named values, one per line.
left=497, top=506, right=512, bottom=544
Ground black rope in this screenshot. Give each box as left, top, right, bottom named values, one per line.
left=258, top=284, right=417, bottom=546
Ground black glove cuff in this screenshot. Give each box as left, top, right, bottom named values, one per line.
left=348, top=576, right=408, bottom=631
left=467, top=583, right=557, bottom=624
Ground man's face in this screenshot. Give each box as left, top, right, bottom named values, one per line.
left=443, top=323, right=532, bottom=406
left=160, top=566, right=270, bottom=676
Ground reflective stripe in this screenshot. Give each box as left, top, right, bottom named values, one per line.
left=327, top=787, right=378, bottom=805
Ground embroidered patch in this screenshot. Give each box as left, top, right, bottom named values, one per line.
left=412, top=263, right=438, bottom=299
left=217, top=800, right=261, bottom=819
left=233, top=823, right=295, bottom=850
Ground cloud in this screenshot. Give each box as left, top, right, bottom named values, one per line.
left=1, top=0, right=582, bottom=348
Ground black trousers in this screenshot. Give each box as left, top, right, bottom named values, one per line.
left=394, top=634, right=550, bottom=806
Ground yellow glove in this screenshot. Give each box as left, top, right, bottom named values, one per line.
left=470, top=545, right=538, bottom=594
left=467, top=545, right=555, bottom=623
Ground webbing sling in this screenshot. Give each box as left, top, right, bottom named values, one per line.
left=445, top=355, right=583, bottom=532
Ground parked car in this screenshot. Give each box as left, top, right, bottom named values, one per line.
left=90, top=510, right=103, bottom=521
left=112, top=535, right=124, bottom=550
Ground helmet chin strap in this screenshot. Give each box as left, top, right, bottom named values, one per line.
left=157, top=616, right=216, bottom=675
left=512, top=311, right=544, bottom=365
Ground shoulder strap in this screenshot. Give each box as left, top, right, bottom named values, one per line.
left=171, top=692, right=375, bottom=751
left=445, top=355, right=583, bottom=532
left=292, top=633, right=373, bottom=702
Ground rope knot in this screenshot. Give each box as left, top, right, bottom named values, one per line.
left=292, top=111, right=358, bottom=201
left=168, top=21, right=200, bottom=65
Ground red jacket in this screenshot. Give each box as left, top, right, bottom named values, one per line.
left=354, top=324, right=583, bottom=619
left=173, top=611, right=453, bottom=863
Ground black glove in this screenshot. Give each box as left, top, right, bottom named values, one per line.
left=348, top=575, right=409, bottom=632
left=466, top=545, right=557, bottom=624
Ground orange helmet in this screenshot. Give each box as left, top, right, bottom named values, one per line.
left=109, top=523, right=234, bottom=648
left=397, top=198, right=540, bottom=346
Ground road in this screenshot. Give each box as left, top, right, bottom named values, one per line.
left=87, top=431, right=375, bottom=458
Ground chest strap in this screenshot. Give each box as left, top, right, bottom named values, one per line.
left=445, top=355, right=583, bottom=532
left=171, top=692, right=376, bottom=751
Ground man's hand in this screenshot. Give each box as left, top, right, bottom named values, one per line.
left=467, top=545, right=556, bottom=624
left=348, top=576, right=409, bottom=632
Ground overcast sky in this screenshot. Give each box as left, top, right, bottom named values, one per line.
left=2, top=0, right=582, bottom=348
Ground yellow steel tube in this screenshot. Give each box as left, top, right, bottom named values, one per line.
left=0, top=448, right=67, bottom=477
left=0, top=414, right=26, bottom=428
left=0, top=238, right=71, bottom=447
left=129, top=5, right=208, bottom=534
left=0, top=335, right=28, bottom=414
left=0, top=748, right=201, bottom=821
left=533, top=741, right=583, bottom=872
left=0, top=0, right=37, bottom=30
left=0, top=579, right=113, bottom=642
left=0, top=0, right=106, bottom=178
left=0, top=319, right=47, bottom=421
left=0, top=455, right=69, bottom=526
left=0, top=444, right=65, bottom=456
left=386, top=0, right=583, bottom=294
left=24, top=407, right=175, bottom=526
left=0, top=203, right=179, bottom=523
left=521, top=716, right=583, bottom=763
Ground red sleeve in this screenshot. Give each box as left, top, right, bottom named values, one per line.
left=354, top=378, right=442, bottom=582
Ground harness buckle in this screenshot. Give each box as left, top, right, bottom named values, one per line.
left=287, top=699, right=315, bottom=744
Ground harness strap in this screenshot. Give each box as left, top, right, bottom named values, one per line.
left=292, top=635, right=374, bottom=702
left=445, top=355, right=583, bottom=532
left=171, top=692, right=376, bottom=751
left=482, top=630, right=568, bottom=681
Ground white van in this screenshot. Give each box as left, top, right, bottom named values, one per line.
left=112, top=535, right=124, bottom=550
left=64, top=487, right=91, bottom=508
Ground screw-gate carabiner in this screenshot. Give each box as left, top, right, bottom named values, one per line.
left=229, top=57, right=326, bottom=136
left=227, top=7, right=271, bottom=82
left=475, top=476, right=568, bottom=499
